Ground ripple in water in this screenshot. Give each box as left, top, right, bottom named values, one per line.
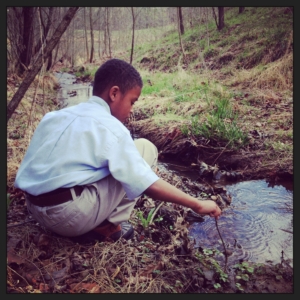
left=189, top=180, right=293, bottom=266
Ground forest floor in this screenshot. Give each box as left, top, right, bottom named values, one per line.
left=6, top=60, right=294, bottom=293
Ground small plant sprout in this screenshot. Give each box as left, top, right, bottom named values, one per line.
left=235, top=282, right=244, bottom=291
left=214, top=283, right=221, bottom=289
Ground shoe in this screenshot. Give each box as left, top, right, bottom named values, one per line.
left=70, top=221, right=134, bottom=244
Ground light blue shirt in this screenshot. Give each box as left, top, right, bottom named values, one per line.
left=14, top=96, right=159, bottom=200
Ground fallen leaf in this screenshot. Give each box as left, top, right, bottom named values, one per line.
left=39, top=283, right=50, bottom=293
left=36, top=234, right=52, bottom=247
left=140, top=261, right=164, bottom=277
left=7, top=250, right=25, bottom=265
left=24, top=272, right=38, bottom=286
left=48, top=266, right=70, bottom=287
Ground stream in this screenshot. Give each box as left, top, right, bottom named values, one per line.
left=55, top=72, right=293, bottom=268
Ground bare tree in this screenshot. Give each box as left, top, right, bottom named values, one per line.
left=212, top=6, right=225, bottom=31
left=239, top=7, right=245, bottom=14
left=129, top=7, right=143, bottom=64
left=84, top=7, right=89, bottom=62
left=98, top=7, right=101, bottom=59
left=177, top=7, right=186, bottom=61
left=204, top=7, right=210, bottom=48
left=178, top=7, right=184, bottom=35
left=106, top=7, right=111, bottom=58
left=103, top=8, right=108, bottom=56
left=218, top=7, right=225, bottom=30
left=89, top=7, right=94, bottom=63
left=7, top=7, right=79, bottom=123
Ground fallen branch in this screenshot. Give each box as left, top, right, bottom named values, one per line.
left=7, top=219, right=35, bottom=228
left=215, top=218, right=228, bottom=272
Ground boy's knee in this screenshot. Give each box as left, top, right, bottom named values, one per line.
left=134, top=138, right=158, bottom=166
left=134, top=138, right=155, bottom=148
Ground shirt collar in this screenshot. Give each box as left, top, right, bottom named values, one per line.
left=88, top=96, right=111, bottom=114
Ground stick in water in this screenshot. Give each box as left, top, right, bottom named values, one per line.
left=215, top=218, right=228, bottom=272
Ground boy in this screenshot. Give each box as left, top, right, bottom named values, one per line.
left=14, top=58, right=221, bottom=243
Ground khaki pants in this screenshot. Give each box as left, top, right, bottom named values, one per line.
left=26, top=138, right=158, bottom=237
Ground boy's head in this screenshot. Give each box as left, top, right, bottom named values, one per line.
left=93, top=58, right=143, bottom=96
left=93, top=59, right=143, bottom=123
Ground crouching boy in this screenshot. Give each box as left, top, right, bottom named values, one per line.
left=14, top=58, right=221, bottom=243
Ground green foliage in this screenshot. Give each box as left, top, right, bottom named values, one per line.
left=235, top=282, right=244, bottom=291
left=214, top=283, right=221, bottom=289
left=136, top=208, right=162, bottom=229
left=233, top=261, right=254, bottom=274
left=180, top=95, right=248, bottom=149
left=195, top=249, right=228, bottom=285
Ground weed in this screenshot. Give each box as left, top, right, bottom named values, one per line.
left=233, top=261, right=254, bottom=274
left=7, top=193, right=13, bottom=210
left=136, top=208, right=162, bottom=229
left=214, top=283, right=221, bottom=289
left=235, top=282, right=244, bottom=291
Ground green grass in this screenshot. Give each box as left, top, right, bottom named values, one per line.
left=180, top=95, right=248, bottom=148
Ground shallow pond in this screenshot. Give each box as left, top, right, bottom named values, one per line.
left=159, top=159, right=293, bottom=267
left=56, top=72, right=293, bottom=267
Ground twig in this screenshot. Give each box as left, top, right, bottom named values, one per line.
left=7, top=219, right=35, bottom=228
left=7, top=265, right=30, bottom=286
left=280, top=228, right=293, bottom=234
left=212, top=140, right=232, bottom=166
left=214, top=218, right=228, bottom=272
left=149, top=201, right=164, bottom=226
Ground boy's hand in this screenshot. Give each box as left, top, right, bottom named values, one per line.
left=193, top=200, right=222, bottom=219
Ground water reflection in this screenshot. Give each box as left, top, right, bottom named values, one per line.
left=189, top=180, right=293, bottom=266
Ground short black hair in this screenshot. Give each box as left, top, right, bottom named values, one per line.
left=92, top=58, right=143, bottom=96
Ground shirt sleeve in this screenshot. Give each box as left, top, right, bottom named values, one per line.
left=106, top=133, right=159, bottom=200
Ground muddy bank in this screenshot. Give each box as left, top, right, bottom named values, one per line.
left=131, top=117, right=293, bottom=183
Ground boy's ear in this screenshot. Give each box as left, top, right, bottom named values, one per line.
left=109, top=86, right=120, bottom=102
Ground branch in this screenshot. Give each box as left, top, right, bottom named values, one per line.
left=7, top=7, right=79, bottom=122
left=215, top=218, right=228, bottom=272
left=211, top=7, right=219, bottom=28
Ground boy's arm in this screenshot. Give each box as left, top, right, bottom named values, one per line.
left=144, top=179, right=221, bottom=219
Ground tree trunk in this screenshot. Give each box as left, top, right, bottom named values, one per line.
left=218, top=7, right=225, bottom=30
left=7, top=7, right=79, bottom=123
left=212, top=7, right=219, bottom=29
left=89, top=7, right=94, bottom=63
left=177, top=7, right=185, bottom=61
left=130, top=7, right=135, bottom=65
left=98, top=8, right=101, bottom=59
left=33, top=7, right=54, bottom=58
left=84, top=8, right=89, bottom=62
left=239, top=7, right=245, bottom=14
left=103, top=7, right=108, bottom=56
left=178, top=7, right=184, bottom=35
left=205, top=7, right=210, bottom=48
left=19, top=7, right=36, bottom=75
left=71, top=16, right=75, bottom=66
left=106, top=8, right=111, bottom=58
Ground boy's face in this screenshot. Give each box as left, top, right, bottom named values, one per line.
left=109, top=85, right=141, bottom=123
